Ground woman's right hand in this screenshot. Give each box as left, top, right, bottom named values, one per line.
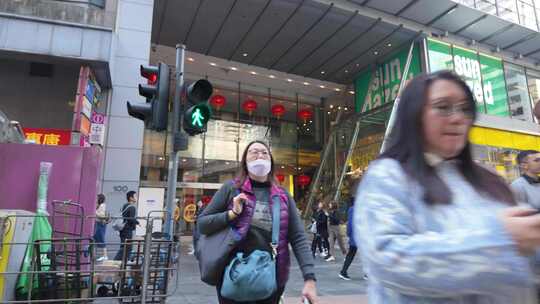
left=232, top=193, right=249, bottom=215
left=500, top=207, right=540, bottom=256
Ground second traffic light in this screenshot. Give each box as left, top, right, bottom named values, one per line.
left=182, top=79, right=213, bottom=136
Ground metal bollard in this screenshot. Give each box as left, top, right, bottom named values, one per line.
left=140, top=218, right=154, bottom=303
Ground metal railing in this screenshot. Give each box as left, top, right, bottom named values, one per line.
left=0, top=0, right=116, bottom=29
left=0, top=210, right=179, bottom=303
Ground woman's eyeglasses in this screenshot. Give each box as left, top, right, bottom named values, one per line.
left=430, top=101, right=474, bottom=118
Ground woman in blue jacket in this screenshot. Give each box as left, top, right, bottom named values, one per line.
left=355, top=71, right=540, bottom=304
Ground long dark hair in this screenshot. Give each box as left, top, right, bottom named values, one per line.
left=96, top=194, right=105, bottom=209
left=381, top=70, right=515, bottom=205
left=235, top=140, right=277, bottom=187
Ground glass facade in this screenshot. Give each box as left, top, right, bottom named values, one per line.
left=140, top=77, right=326, bottom=228
left=454, top=0, right=540, bottom=31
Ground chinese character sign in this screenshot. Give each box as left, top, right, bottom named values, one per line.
left=23, top=128, right=71, bottom=145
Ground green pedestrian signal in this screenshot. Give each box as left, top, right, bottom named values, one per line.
left=184, top=103, right=211, bottom=135
left=192, top=108, right=204, bottom=127
left=182, top=79, right=213, bottom=136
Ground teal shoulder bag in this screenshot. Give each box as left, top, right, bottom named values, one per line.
left=220, top=195, right=282, bottom=301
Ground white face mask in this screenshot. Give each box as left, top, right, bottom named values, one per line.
left=247, top=159, right=271, bottom=177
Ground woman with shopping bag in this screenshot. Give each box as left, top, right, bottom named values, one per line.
left=197, top=140, right=319, bottom=304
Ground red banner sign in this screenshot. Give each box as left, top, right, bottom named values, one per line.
left=23, top=128, right=71, bottom=146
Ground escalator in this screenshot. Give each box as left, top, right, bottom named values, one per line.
left=304, top=41, right=418, bottom=217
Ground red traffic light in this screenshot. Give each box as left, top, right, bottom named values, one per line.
left=140, top=65, right=158, bottom=85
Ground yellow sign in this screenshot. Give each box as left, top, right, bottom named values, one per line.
left=183, top=204, right=197, bottom=223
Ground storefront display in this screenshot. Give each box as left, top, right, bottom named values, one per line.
left=470, top=126, right=540, bottom=182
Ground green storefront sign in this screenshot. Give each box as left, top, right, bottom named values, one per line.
left=427, top=38, right=509, bottom=117
left=355, top=44, right=422, bottom=113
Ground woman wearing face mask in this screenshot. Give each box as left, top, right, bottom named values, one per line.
left=198, top=140, right=319, bottom=304
left=355, top=70, right=540, bottom=304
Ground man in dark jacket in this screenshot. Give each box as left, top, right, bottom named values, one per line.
left=339, top=200, right=357, bottom=280
left=114, top=191, right=139, bottom=261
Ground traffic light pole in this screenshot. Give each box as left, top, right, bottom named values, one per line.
left=164, top=44, right=186, bottom=239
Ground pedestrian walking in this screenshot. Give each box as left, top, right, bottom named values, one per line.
left=114, top=191, right=139, bottom=261
left=93, top=194, right=110, bottom=261
left=310, top=205, right=324, bottom=258
left=197, top=140, right=319, bottom=304
left=355, top=70, right=540, bottom=303
left=339, top=200, right=356, bottom=280
left=511, top=150, right=540, bottom=208
left=325, top=202, right=346, bottom=262
left=311, top=202, right=329, bottom=259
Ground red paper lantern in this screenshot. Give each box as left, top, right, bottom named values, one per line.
left=297, top=108, right=313, bottom=123
left=242, top=99, right=258, bottom=115
left=271, top=104, right=286, bottom=119
left=210, top=95, right=226, bottom=110
left=297, top=174, right=311, bottom=188
left=276, top=174, right=285, bottom=183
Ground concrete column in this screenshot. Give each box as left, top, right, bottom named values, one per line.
left=101, top=0, right=153, bottom=243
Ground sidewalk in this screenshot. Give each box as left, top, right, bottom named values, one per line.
left=169, top=236, right=368, bottom=304
left=283, top=295, right=368, bottom=304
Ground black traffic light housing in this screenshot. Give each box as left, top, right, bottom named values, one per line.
left=127, top=62, right=170, bottom=131
left=182, top=79, right=213, bottom=136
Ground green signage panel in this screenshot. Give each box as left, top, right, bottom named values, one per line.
left=426, top=39, right=453, bottom=72
left=479, top=53, right=509, bottom=116
left=426, top=38, right=509, bottom=117
left=354, top=44, right=422, bottom=113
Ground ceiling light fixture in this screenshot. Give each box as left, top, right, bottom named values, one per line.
left=182, top=159, right=187, bottom=162
left=286, top=78, right=293, bottom=82
left=344, top=107, right=349, bottom=111
left=387, top=43, right=392, bottom=47
left=269, top=75, right=276, bottom=79
left=230, top=67, right=238, bottom=71
left=187, top=57, right=195, bottom=62
left=321, top=71, right=325, bottom=74
left=334, top=88, right=341, bottom=92
left=303, top=82, right=310, bottom=85
left=242, top=53, right=248, bottom=57
left=348, top=90, right=355, bottom=94
left=319, top=85, right=325, bottom=88
left=250, top=71, right=257, bottom=75
left=209, top=62, right=217, bottom=66
left=345, top=70, right=349, bottom=73
left=373, top=51, right=379, bottom=55
left=330, top=105, right=334, bottom=109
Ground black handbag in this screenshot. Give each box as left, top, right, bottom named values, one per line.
left=195, top=226, right=238, bottom=285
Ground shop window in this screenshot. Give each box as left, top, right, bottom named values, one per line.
left=497, top=0, right=520, bottom=23
left=527, top=69, right=540, bottom=123
left=517, top=1, right=538, bottom=30
left=140, top=129, right=167, bottom=182
left=476, top=0, right=497, bottom=15
left=471, top=144, right=520, bottom=182
left=504, top=63, right=533, bottom=121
